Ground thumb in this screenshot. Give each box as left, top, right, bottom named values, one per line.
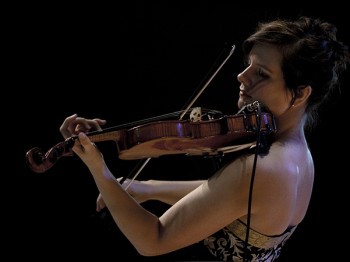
left=78, top=132, right=92, bottom=146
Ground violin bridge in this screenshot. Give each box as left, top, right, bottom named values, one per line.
left=189, top=107, right=202, bottom=122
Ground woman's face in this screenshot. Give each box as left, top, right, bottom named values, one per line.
left=237, top=43, right=293, bottom=117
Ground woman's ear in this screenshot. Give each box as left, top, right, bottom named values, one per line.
left=291, top=85, right=312, bottom=107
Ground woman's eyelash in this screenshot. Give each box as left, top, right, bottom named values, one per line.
left=257, top=68, right=268, bottom=78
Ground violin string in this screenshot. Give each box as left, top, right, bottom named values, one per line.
left=87, top=108, right=223, bottom=136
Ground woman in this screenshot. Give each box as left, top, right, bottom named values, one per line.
left=60, top=16, right=349, bottom=261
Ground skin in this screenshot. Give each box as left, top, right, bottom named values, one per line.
left=60, top=43, right=314, bottom=256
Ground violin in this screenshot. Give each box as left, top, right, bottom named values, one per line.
left=25, top=102, right=277, bottom=173
left=25, top=45, right=276, bottom=174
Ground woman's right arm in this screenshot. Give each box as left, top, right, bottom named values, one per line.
left=97, top=179, right=205, bottom=211
left=128, top=179, right=206, bottom=205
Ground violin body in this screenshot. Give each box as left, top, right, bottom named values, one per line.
left=25, top=108, right=276, bottom=173
left=118, top=113, right=276, bottom=159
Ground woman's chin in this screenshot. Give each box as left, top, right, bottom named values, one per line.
left=238, top=97, right=252, bottom=109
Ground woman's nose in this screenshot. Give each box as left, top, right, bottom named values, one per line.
left=237, top=71, right=244, bottom=83
left=237, top=67, right=250, bottom=86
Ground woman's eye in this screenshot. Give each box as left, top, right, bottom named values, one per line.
left=257, top=68, right=268, bottom=78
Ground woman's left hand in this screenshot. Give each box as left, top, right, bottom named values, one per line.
left=73, top=132, right=105, bottom=169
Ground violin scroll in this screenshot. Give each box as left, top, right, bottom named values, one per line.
left=26, top=138, right=75, bottom=173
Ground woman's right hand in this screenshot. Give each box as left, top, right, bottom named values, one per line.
left=96, top=193, right=107, bottom=212
left=60, top=114, right=107, bottom=139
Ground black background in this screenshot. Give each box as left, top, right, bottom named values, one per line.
left=9, top=3, right=349, bottom=261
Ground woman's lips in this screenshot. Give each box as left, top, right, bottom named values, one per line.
left=239, top=90, right=250, bottom=97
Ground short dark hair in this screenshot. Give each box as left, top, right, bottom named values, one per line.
left=243, top=16, right=350, bottom=129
